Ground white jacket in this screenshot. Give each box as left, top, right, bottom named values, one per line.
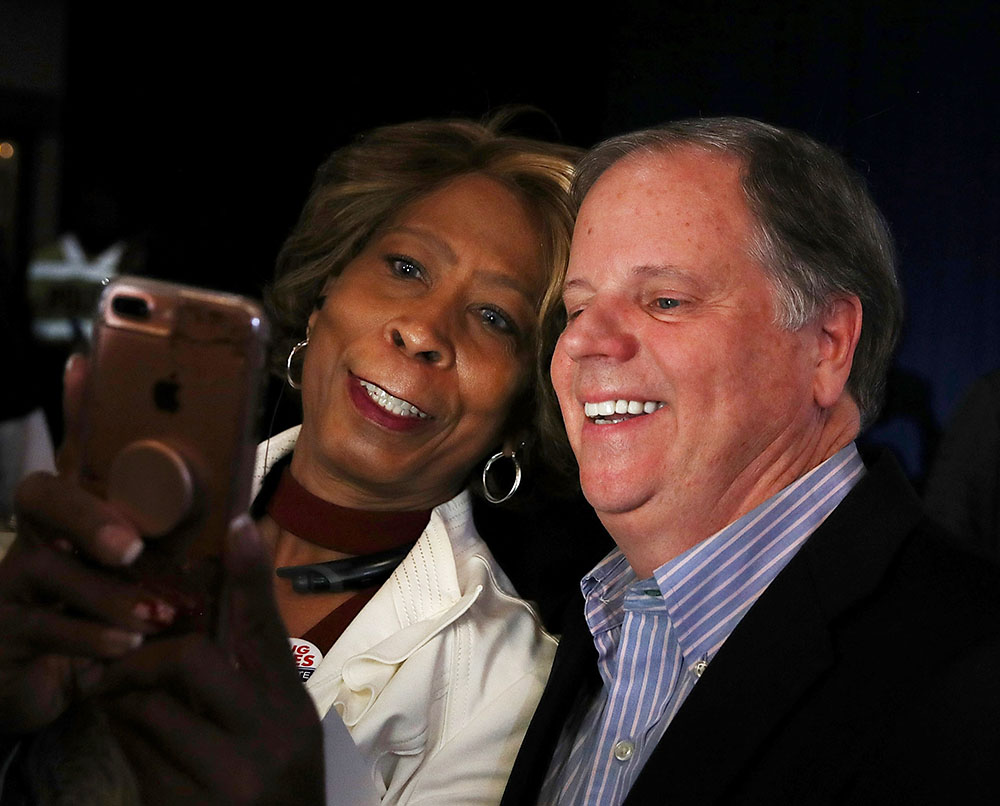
left=255, top=429, right=557, bottom=805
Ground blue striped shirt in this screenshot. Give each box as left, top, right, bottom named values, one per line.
left=539, top=444, right=866, bottom=805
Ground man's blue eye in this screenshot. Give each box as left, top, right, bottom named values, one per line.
left=654, top=297, right=680, bottom=310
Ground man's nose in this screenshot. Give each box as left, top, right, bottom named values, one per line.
left=557, top=299, right=639, bottom=363
left=384, top=311, right=456, bottom=368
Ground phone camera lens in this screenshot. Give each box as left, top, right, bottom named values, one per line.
left=112, top=294, right=151, bottom=319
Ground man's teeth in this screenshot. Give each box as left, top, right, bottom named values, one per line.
left=360, top=380, right=429, bottom=419
left=584, top=399, right=664, bottom=423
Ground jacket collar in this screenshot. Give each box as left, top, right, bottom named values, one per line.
left=624, top=450, right=922, bottom=803
left=252, top=429, right=483, bottom=723
left=502, top=450, right=923, bottom=806
left=304, top=492, right=482, bottom=723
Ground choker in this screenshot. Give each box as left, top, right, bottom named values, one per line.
left=266, top=466, right=431, bottom=554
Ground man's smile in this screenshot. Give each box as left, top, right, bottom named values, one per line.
left=584, top=398, right=665, bottom=424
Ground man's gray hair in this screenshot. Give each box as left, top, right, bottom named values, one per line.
left=573, top=117, right=903, bottom=428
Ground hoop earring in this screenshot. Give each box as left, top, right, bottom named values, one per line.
left=286, top=339, right=308, bottom=390
left=482, top=448, right=522, bottom=504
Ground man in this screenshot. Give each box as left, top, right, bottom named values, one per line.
left=501, top=118, right=1000, bottom=805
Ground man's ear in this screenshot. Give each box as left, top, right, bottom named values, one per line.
left=813, top=295, right=862, bottom=409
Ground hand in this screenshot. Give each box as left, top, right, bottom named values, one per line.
left=101, top=516, right=325, bottom=806
left=0, top=356, right=172, bottom=738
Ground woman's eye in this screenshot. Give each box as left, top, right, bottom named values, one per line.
left=388, top=256, right=424, bottom=280
left=479, top=306, right=518, bottom=336
left=653, top=297, right=681, bottom=310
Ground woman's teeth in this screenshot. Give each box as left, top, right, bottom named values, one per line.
left=360, top=380, right=429, bottom=419
left=584, top=399, right=664, bottom=424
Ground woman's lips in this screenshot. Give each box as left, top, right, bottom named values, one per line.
left=358, top=379, right=430, bottom=419
left=348, top=375, right=431, bottom=432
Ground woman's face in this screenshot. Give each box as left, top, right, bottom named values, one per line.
left=292, top=173, right=548, bottom=510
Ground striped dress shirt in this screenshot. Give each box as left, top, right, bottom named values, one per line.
left=539, top=444, right=866, bottom=805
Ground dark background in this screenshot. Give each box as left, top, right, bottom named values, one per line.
left=6, top=0, right=1000, bottom=484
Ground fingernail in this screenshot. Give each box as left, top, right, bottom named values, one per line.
left=64, top=352, right=84, bottom=378
left=227, top=513, right=259, bottom=554
left=133, top=598, right=176, bottom=626
left=98, top=523, right=143, bottom=566
left=105, top=629, right=143, bottom=654
left=230, top=513, right=255, bottom=539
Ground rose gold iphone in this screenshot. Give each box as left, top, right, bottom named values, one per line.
left=79, top=276, right=270, bottom=633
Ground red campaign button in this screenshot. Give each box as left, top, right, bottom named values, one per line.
left=289, top=637, right=323, bottom=679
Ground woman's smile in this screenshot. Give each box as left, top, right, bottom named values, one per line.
left=349, top=374, right=431, bottom=432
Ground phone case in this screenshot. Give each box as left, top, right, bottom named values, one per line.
left=80, top=276, right=270, bottom=632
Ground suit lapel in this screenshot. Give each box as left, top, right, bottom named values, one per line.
left=625, top=544, right=836, bottom=803
left=500, top=595, right=600, bottom=805
left=625, top=452, right=923, bottom=803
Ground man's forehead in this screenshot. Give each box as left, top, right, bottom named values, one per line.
left=569, top=147, right=757, bottom=267
left=582, top=146, right=745, bottom=214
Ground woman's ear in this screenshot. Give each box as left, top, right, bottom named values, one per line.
left=306, top=279, right=334, bottom=335
left=813, top=295, right=863, bottom=409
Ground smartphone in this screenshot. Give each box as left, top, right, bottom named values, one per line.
left=79, top=276, right=270, bottom=634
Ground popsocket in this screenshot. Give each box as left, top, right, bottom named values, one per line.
left=108, top=439, right=195, bottom=537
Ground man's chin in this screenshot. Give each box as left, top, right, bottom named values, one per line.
left=580, top=480, right=654, bottom=519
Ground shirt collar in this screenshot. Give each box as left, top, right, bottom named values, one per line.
left=581, top=444, right=866, bottom=666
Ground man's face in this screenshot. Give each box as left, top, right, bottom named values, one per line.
left=551, top=148, right=825, bottom=544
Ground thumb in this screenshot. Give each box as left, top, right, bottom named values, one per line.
left=218, top=515, right=293, bottom=680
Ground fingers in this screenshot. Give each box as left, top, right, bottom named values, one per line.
left=57, top=352, right=89, bottom=477
left=14, top=472, right=142, bottom=567
left=0, top=544, right=177, bottom=670
left=3, top=540, right=164, bottom=625
left=0, top=604, right=143, bottom=660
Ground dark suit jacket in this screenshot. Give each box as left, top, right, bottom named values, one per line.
left=502, top=453, right=1000, bottom=804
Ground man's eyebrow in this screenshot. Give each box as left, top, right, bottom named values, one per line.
left=631, top=263, right=701, bottom=284
left=562, top=276, right=592, bottom=297
left=562, top=264, right=704, bottom=296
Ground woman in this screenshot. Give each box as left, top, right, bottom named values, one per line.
left=1, top=115, right=581, bottom=804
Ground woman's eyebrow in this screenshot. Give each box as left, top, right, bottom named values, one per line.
left=382, top=225, right=457, bottom=263
left=477, top=270, right=536, bottom=304
left=384, top=225, right=534, bottom=303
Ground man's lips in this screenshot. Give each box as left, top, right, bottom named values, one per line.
left=583, top=397, right=665, bottom=424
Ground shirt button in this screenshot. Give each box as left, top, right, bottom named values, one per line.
left=613, top=740, right=635, bottom=761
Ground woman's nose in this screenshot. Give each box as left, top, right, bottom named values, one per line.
left=557, top=300, right=639, bottom=364
left=385, top=316, right=456, bottom=368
